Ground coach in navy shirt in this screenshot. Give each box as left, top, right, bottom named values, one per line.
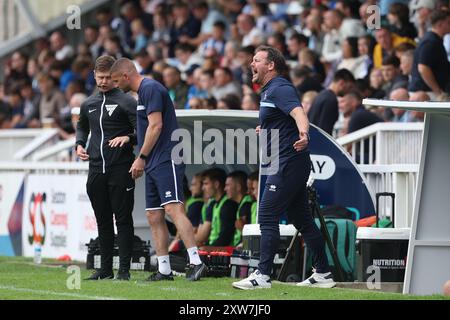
left=110, top=58, right=206, bottom=282
left=232, top=46, right=335, bottom=290
left=408, top=10, right=450, bottom=98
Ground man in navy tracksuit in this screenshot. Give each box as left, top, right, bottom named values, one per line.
left=110, top=58, right=206, bottom=281
left=76, top=55, right=137, bottom=281
left=232, top=46, right=336, bottom=290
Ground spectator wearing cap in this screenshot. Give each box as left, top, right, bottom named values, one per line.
left=236, top=13, right=264, bottom=47
left=162, top=66, right=189, bottom=109
left=373, top=26, right=415, bottom=68
left=412, top=0, right=437, bottom=39
left=211, top=67, right=242, bottom=101
left=408, top=10, right=450, bottom=100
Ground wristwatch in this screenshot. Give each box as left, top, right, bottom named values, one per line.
left=139, top=153, right=148, bottom=160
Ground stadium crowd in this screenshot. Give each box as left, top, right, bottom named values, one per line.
left=0, top=0, right=449, bottom=140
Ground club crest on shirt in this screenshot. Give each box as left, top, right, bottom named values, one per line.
left=105, top=104, right=118, bottom=116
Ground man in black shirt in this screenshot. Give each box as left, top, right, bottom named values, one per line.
left=308, top=69, right=355, bottom=136
left=408, top=10, right=450, bottom=100
left=76, top=55, right=137, bottom=281
left=339, top=90, right=383, bottom=163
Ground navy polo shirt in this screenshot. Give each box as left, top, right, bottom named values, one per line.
left=259, top=76, right=305, bottom=166
left=136, top=78, right=179, bottom=171
left=408, top=31, right=450, bottom=92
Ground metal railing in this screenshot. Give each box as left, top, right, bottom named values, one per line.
left=359, top=164, right=419, bottom=228
left=0, top=128, right=59, bottom=161
left=336, top=122, right=424, bottom=164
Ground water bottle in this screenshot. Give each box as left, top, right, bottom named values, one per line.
left=34, top=242, right=42, bottom=264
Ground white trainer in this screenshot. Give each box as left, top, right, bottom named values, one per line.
left=296, top=272, right=336, bottom=288
left=232, top=270, right=272, bottom=290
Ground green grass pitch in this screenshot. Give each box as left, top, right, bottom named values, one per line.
left=0, top=256, right=448, bottom=300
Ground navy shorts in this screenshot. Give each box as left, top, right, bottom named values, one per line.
left=144, top=160, right=185, bottom=210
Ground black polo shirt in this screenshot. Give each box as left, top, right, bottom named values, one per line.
left=308, top=89, right=338, bottom=136
left=348, top=105, right=383, bottom=133
left=408, top=31, right=450, bottom=92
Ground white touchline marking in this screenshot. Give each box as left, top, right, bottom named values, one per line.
left=0, top=285, right=124, bottom=300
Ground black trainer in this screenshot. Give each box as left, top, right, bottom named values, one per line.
left=114, top=270, right=131, bottom=281
left=146, top=271, right=174, bottom=281
left=85, top=270, right=114, bottom=280
left=186, top=263, right=207, bottom=281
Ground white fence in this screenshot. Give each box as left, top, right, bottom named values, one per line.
left=359, top=164, right=418, bottom=228
left=336, top=122, right=424, bottom=165
left=0, top=128, right=59, bottom=161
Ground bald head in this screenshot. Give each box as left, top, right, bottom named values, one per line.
left=409, top=91, right=430, bottom=102
left=110, top=58, right=140, bottom=92
left=390, top=88, right=409, bottom=101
